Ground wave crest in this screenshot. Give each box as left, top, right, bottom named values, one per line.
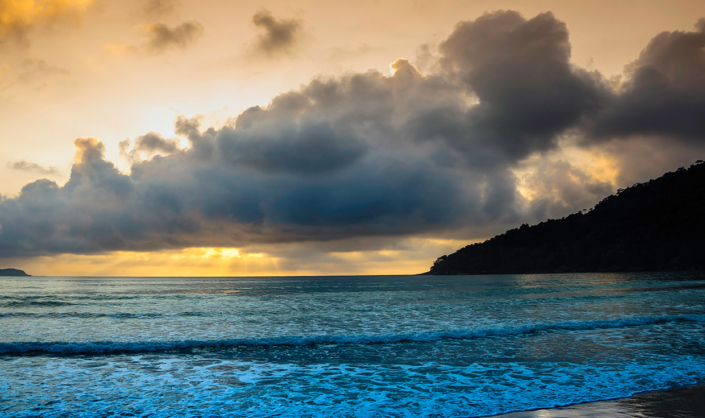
left=1, top=314, right=703, bottom=356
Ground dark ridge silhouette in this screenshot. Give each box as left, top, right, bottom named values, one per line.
left=0, top=268, right=30, bottom=277
left=427, top=161, right=705, bottom=275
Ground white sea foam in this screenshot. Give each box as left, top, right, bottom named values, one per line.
left=1, top=353, right=703, bottom=417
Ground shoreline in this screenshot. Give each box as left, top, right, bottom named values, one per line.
left=492, top=384, right=705, bottom=417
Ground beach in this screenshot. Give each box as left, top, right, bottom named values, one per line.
left=497, top=384, right=705, bottom=417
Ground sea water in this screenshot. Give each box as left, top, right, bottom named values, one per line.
left=1, top=273, right=704, bottom=417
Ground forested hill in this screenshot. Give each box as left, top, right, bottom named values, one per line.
left=0, top=268, right=30, bottom=277
left=427, top=161, right=705, bottom=275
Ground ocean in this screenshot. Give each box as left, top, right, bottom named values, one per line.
left=1, top=273, right=704, bottom=417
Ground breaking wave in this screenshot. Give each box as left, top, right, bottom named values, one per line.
left=2, top=314, right=703, bottom=356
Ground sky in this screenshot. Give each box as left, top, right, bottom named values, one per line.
left=1, top=0, right=704, bottom=276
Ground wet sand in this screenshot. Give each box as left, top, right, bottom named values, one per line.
left=494, top=384, right=705, bottom=417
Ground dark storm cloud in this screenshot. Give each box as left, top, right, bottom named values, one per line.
left=3, top=11, right=702, bottom=258
left=0, top=61, right=497, bottom=256
left=143, top=21, right=203, bottom=54
left=133, top=132, right=180, bottom=154
left=433, top=11, right=611, bottom=161
left=619, top=139, right=705, bottom=185
left=523, top=160, right=613, bottom=221
left=0, top=132, right=479, bottom=257
left=217, top=121, right=368, bottom=175
left=590, top=19, right=705, bottom=141
left=251, top=9, right=302, bottom=56
left=6, top=160, right=59, bottom=176
left=174, top=115, right=215, bottom=159
left=119, top=132, right=181, bottom=163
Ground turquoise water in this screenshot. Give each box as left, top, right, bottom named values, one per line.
left=1, top=273, right=704, bottom=417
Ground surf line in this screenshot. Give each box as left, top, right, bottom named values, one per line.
left=1, top=314, right=703, bottom=356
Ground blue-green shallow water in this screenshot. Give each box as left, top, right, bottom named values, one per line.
left=1, top=273, right=704, bottom=417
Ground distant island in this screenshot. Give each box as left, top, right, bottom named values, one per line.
left=427, top=161, right=705, bottom=275
left=0, top=268, right=31, bottom=277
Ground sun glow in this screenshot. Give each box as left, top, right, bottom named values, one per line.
left=389, top=60, right=399, bottom=75
left=3, top=237, right=472, bottom=277
left=199, top=247, right=241, bottom=259
left=6, top=247, right=276, bottom=277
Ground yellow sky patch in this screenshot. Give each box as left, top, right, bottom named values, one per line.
left=10, top=247, right=282, bottom=277
left=0, top=0, right=93, bottom=34
left=5, top=237, right=471, bottom=277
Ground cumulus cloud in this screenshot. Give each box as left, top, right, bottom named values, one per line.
left=218, top=121, right=368, bottom=175
left=590, top=19, right=705, bottom=142
left=251, top=9, right=302, bottom=56
left=521, top=160, right=613, bottom=221
left=119, top=132, right=181, bottom=164
left=0, top=131, right=475, bottom=257
left=7, top=160, right=59, bottom=175
left=142, top=21, right=203, bottom=53
left=1, top=11, right=704, bottom=259
left=104, top=20, right=204, bottom=56
left=434, top=11, right=611, bottom=162
left=0, top=0, right=93, bottom=49
left=586, top=137, right=705, bottom=188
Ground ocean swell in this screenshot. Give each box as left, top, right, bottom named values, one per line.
left=1, top=314, right=703, bottom=356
